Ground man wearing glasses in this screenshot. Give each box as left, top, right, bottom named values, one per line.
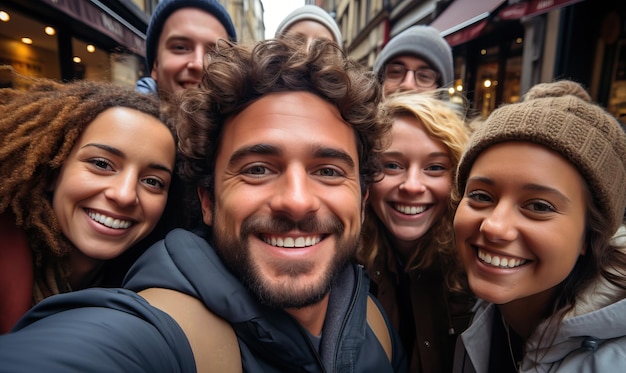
left=373, top=25, right=453, bottom=96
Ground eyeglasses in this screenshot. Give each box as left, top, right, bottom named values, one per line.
left=383, top=63, right=439, bottom=88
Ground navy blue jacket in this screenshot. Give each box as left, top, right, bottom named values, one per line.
left=0, top=229, right=407, bottom=372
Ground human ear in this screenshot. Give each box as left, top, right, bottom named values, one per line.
left=150, top=60, right=158, bottom=81
left=197, top=186, right=213, bottom=227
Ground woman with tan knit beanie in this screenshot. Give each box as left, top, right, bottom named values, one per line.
left=452, top=80, right=626, bottom=372
left=0, top=77, right=182, bottom=333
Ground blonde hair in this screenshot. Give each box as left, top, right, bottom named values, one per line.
left=359, top=90, right=471, bottom=290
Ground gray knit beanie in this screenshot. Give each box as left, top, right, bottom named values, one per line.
left=145, top=0, right=237, bottom=69
left=373, top=25, right=453, bottom=88
left=457, top=80, right=626, bottom=234
left=275, top=5, right=342, bottom=48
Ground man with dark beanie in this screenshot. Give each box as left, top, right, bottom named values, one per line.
left=135, top=0, right=237, bottom=99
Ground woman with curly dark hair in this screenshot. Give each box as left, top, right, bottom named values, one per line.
left=0, top=76, right=180, bottom=333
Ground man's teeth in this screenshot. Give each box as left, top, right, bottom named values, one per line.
left=264, top=236, right=321, bottom=248
left=88, top=211, right=131, bottom=229
left=478, top=249, right=526, bottom=268
left=394, top=204, right=427, bottom=215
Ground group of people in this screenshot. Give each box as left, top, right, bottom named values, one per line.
left=0, top=0, right=625, bottom=372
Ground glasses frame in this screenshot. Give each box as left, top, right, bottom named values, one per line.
left=383, top=63, right=440, bottom=88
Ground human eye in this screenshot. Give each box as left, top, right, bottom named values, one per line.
left=168, top=42, right=191, bottom=53
left=415, top=69, right=438, bottom=85
left=87, top=158, right=113, bottom=171
left=141, top=177, right=167, bottom=191
left=242, top=164, right=271, bottom=177
left=383, top=161, right=402, bottom=172
left=466, top=190, right=492, bottom=204
left=524, top=200, right=557, bottom=214
left=315, top=166, right=344, bottom=178
left=425, top=163, right=448, bottom=173
left=384, top=64, right=405, bottom=80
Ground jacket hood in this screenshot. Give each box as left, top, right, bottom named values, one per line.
left=524, top=244, right=626, bottom=369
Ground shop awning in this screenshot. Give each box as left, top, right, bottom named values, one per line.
left=41, top=0, right=145, bottom=55
left=498, top=0, right=584, bottom=20
left=430, top=0, right=506, bottom=46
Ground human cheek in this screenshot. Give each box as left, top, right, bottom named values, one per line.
left=453, top=203, right=477, bottom=253
left=369, top=180, right=390, bottom=211
left=142, top=192, right=169, bottom=228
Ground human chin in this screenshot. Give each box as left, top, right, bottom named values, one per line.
left=213, top=216, right=358, bottom=309
left=249, top=234, right=356, bottom=309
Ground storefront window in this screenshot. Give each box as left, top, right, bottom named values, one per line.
left=71, top=37, right=109, bottom=81
left=0, top=6, right=60, bottom=88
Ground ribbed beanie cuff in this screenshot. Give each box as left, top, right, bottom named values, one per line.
left=457, top=81, right=626, bottom=234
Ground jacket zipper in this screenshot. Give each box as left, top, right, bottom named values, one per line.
left=332, top=264, right=363, bottom=372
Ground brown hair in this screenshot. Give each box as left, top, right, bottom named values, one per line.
left=0, top=77, right=178, bottom=299
left=172, top=37, right=391, bottom=202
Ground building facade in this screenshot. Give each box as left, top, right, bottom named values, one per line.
left=0, top=0, right=264, bottom=89
left=325, top=0, right=625, bottom=119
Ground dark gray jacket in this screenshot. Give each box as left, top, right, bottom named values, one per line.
left=0, top=229, right=407, bottom=372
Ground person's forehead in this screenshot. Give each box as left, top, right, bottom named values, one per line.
left=388, top=55, right=432, bottom=69
left=219, top=92, right=357, bottom=158
left=162, top=7, right=228, bottom=39
left=286, top=19, right=335, bottom=41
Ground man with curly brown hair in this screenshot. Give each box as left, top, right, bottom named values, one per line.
left=0, top=38, right=408, bottom=373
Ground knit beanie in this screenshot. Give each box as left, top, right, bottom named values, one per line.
left=145, top=0, right=237, bottom=69
left=274, top=5, right=343, bottom=48
left=373, top=25, right=453, bottom=88
left=456, top=80, right=626, bottom=234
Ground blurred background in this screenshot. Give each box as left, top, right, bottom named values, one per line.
left=0, top=0, right=624, bottom=120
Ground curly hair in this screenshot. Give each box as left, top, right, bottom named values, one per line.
left=359, top=90, right=471, bottom=291
left=171, top=37, right=390, bottom=201
left=0, top=76, right=178, bottom=300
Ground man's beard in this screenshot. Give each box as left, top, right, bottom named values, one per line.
left=211, top=213, right=359, bottom=309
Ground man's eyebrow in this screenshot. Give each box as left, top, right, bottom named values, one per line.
left=228, top=144, right=281, bottom=166
left=312, top=146, right=355, bottom=168
left=227, top=143, right=355, bottom=168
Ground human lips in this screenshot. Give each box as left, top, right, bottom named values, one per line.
left=179, top=80, right=200, bottom=89
left=86, top=209, right=134, bottom=229
left=392, top=203, right=429, bottom=215
left=476, top=247, right=527, bottom=269
left=262, top=234, right=323, bottom=248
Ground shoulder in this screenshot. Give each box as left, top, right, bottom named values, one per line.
left=0, top=288, right=195, bottom=372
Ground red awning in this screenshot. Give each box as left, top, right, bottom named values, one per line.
left=444, top=20, right=488, bottom=47
left=430, top=0, right=506, bottom=46
left=499, top=0, right=584, bottom=20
